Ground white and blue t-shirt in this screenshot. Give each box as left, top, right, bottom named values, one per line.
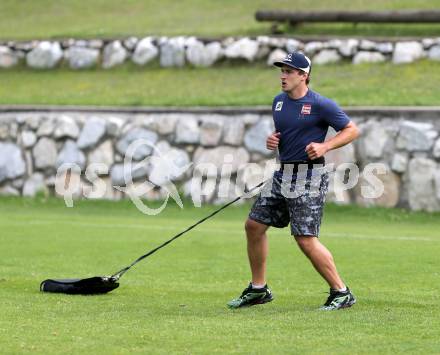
left=272, top=89, right=350, bottom=162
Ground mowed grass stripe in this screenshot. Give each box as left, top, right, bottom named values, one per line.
left=2, top=61, right=440, bottom=106
left=2, top=218, right=440, bottom=243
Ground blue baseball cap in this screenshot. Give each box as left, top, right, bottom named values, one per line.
left=274, top=52, right=312, bottom=74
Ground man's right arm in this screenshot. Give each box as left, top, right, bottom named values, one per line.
left=305, top=121, right=359, bottom=160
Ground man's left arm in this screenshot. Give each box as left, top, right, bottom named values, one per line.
left=305, top=121, right=360, bottom=160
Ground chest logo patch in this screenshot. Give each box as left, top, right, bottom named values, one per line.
left=301, top=104, right=312, bottom=115
left=275, top=101, right=283, bottom=111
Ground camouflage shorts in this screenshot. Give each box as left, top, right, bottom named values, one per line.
left=249, top=168, right=329, bottom=237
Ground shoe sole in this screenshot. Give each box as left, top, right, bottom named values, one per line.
left=227, top=296, right=274, bottom=309
left=320, top=296, right=356, bottom=311
left=250, top=296, right=274, bottom=306
left=340, top=298, right=356, bottom=309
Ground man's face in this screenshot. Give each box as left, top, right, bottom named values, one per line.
left=280, top=65, right=307, bottom=92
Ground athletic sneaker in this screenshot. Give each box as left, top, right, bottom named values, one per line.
left=227, top=283, right=274, bottom=309
left=320, top=287, right=356, bottom=311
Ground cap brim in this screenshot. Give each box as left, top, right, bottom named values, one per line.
left=273, top=60, right=291, bottom=68
left=273, top=61, right=310, bottom=73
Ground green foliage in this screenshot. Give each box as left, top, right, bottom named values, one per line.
left=1, top=197, right=440, bottom=353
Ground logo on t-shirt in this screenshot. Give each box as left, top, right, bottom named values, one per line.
left=301, top=104, right=312, bottom=115
left=275, top=101, right=283, bottom=111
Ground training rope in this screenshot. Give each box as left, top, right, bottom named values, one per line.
left=109, top=181, right=265, bottom=281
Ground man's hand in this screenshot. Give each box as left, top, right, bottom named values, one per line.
left=305, top=121, right=360, bottom=159
left=266, top=131, right=281, bottom=150
left=305, top=142, right=329, bottom=160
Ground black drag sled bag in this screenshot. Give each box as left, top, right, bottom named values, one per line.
left=40, top=276, right=119, bottom=295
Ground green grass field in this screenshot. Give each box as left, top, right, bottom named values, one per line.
left=2, top=60, right=440, bottom=107
left=1, top=0, right=440, bottom=39
left=1, top=196, right=440, bottom=353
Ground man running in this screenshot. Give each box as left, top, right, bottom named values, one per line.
left=227, top=52, right=360, bottom=310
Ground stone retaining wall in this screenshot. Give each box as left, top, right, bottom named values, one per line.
left=1, top=108, right=440, bottom=211
left=1, top=36, right=440, bottom=69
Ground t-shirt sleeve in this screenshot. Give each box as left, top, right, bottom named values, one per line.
left=271, top=97, right=277, bottom=113
left=272, top=96, right=280, bottom=131
left=319, top=97, right=350, bottom=131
